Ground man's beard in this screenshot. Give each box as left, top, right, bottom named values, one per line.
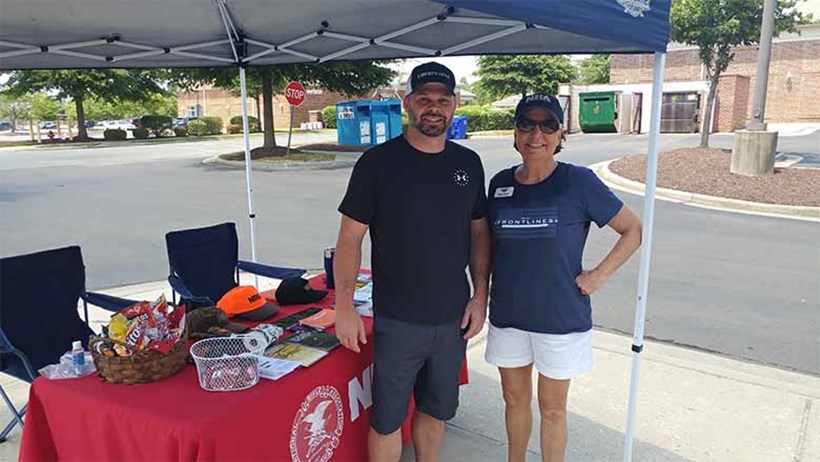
left=408, top=107, right=450, bottom=137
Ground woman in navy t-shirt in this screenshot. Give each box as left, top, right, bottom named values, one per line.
left=485, top=94, right=642, bottom=462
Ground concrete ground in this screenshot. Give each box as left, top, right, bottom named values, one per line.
left=1, top=276, right=818, bottom=462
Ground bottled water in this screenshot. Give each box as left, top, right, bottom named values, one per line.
left=71, top=341, right=85, bottom=376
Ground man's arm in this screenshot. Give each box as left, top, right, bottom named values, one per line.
left=461, top=217, right=491, bottom=339
left=576, top=206, right=642, bottom=295
left=333, top=214, right=369, bottom=353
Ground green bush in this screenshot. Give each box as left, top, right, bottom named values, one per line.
left=454, top=106, right=515, bottom=132
left=173, top=127, right=188, bottom=137
left=187, top=119, right=207, bottom=136
left=103, top=129, right=127, bottom=141
left=140, top=115, right=173, bottom=137
left=228, top=115, right=261, bottom=132
left=322, top=106, right=337, bottom=129
left=188, top=117, right=223, bottom=136
left=199, top=116, right=223, bottom=135
left=132, top=128, right=150, bottom=139
left=226, top=124, right=243, bottom=134
left=486, top=109, right=515, bottom=130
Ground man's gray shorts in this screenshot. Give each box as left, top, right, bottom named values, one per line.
left=371, top=315, right=467, bottom=435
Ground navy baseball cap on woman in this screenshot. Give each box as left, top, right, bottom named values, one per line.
left=514, top=93, right=564, bottom=124
left=406, top=61, right=456, bottom=95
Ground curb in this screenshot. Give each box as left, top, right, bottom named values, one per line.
left=591, top=159, right=820, bottom=222
left=203, top=152, right=359, bottom=171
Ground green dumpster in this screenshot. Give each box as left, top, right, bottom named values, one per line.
left=579, top=91, right=617, bottom=133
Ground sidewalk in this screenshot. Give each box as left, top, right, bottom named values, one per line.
left=592, top=159, right=820, bottom=222
left=2, top=277, right=818, bottom=461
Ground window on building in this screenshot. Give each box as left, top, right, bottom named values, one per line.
left=187, top=105, right=202, bottom=118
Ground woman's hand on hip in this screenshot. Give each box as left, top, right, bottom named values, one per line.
left=575, top=268, right=607, bottom=296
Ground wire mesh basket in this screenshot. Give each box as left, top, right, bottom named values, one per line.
left=189, top=335, right=266, bottom=392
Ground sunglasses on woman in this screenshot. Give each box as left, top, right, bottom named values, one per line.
left=516, top=118, right=560, bottom=134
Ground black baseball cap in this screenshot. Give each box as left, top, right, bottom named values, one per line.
left=275, top=277, right=328, bottom=305
left=406, top=61, right=456, bottom=95
left=514, top=93, right=564, bottom=124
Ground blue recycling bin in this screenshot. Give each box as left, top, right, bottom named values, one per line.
left=447, top=115, right=468, bottom=140
left=336, top=101, right=370, bottom=146
left=381, top=100, right=403, bottom=139
left=336, top=99, right=403, bottom=146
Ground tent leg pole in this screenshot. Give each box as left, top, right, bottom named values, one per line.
left=239, top=67, right=260, bottom=286
left=623, top=51, right=665, bottom=462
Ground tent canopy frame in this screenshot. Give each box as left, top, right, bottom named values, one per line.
left=0, top=2, right=670, bottom=461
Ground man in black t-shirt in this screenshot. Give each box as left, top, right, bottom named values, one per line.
left=334, top=62, right=491, bottom=462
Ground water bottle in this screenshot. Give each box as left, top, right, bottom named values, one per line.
left=71, top=340, right=85, bottom=376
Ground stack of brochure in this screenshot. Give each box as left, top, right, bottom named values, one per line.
left=257, top=357, right=301, bottom=380
left=265, top=343, right=328, bottom=367
left=285, top=330, right=340, bottom=352
left=353, top=273, right=373, bottom=316
left=263, top=327, right=342, bottom=369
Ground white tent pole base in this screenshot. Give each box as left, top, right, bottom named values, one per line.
left=623, top=51, right=666, bottom=462
left=239, top=67, right=260, bottom=286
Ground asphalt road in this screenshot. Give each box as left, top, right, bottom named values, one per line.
left=1, top=131, right=818, bottom=375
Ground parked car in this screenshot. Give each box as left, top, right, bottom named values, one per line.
left=93, top=120, right=136, bottom=131
left=0, top=121, right=12, bottom=131
left=173, top=117, right=198, bottom=128
left=40, top=121, right=57, bottom=129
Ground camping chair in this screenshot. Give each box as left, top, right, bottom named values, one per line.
left=0, top=246, right=135, bottom=442
left=165, top=222, right=305, bottom=307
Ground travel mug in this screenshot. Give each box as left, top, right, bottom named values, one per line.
left=324, top=247, right=335, bottom=289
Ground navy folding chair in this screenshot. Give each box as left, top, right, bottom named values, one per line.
left=165, top=222, right=305, bottom=307
left=0, top=246, right=135, bottom=442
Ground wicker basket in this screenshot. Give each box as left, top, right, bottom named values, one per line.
left=89, top=332, right=189, bottom=385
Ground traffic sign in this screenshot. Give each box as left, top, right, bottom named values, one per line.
left=285, top=81, right=306, bottom=106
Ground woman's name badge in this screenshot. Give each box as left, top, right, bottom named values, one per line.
left=494, top=186, right=514, bottom=198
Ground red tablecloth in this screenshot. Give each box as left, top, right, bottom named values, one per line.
left=19, top=274, right=468, bottom=462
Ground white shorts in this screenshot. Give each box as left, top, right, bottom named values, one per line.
left=484, top=324, right=593, bottom=380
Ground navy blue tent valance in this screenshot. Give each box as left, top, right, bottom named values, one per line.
left=0, top=0, right=670, bottom=70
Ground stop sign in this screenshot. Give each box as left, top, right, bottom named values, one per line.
left=285, top=81, right=306, bottom=106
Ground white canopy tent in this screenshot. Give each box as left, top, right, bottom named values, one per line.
left=0, top=1, right=671, bottom=459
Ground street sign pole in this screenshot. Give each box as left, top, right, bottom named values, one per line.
left=287, top=111, right=294, bottom=156
left=284, top=81, right=307, bottom=157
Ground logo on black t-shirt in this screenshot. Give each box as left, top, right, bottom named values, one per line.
left=453, top=169, right=469, bottom=186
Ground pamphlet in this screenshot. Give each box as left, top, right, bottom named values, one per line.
left=285, top=330, right=340, bottom=352
left=257, top=357, right=301, bottom=380
left=298, top=309, right=336, bottom=330
left=265, top=342, right=328, bottom=367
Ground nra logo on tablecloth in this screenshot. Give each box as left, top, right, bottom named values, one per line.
left=290, top=385, right=344, bottom=462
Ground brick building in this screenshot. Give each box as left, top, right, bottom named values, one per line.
left=177, top=87, right=369, bottom=131
left=610, top=24, right=820, bottom=132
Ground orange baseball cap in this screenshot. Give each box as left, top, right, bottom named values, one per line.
left=217, top=285, right=279, bottom=321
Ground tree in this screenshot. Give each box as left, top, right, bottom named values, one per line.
left=2, top=70, right=166, bottom=140
left=577, top=55, right=611, bottom=85
left=458, top=77, right=473, bottom=93
left=169, top=62, right=395, bottom=154
left=0, top=93, right=30, bottom=132
left=28, top=93, right=61, bottom=123
left=474, top=55, right=576, bottom=100
left=68, top=93, right=178, bottom=122
left=671, top=0, right=806, bottom=147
